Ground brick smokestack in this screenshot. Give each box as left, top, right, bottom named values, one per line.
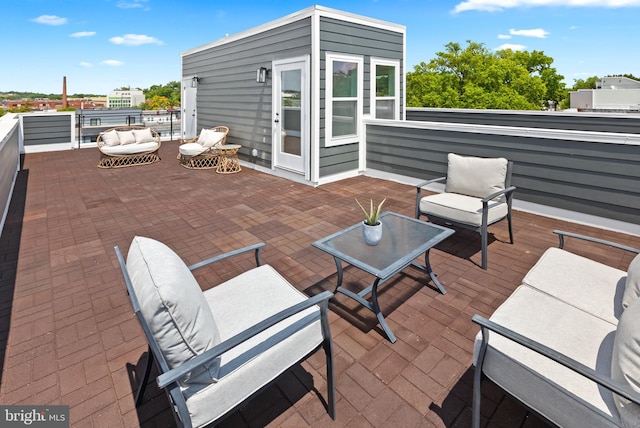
left=62, top=76, right=68, bottom=108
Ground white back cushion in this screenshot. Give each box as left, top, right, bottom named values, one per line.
left=101, top=130, right=120, bottom=147
left=197, top=129, right=226, bottom=148
left=612, top=299, right=640, bottom=426
left=117, top=130, right=136, bottom=145
left=133, top=128, right=155, bottom=144
left=126, top=236, right=220, bottom=384
left=445, top=153, right=508, bottom=199
left=622, top=254, right=640, bottom=310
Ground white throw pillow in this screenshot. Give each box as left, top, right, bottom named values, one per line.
left=611, top=298, right=640, bottom=427
left=197, top=129, right=225, bottom=148
left=101, top=130, right=120, bottom=147
left=445, top=153, right=508, bottom=199
left=622, top=254, right=640, bottom=309
left=126, top=236, right=221, bottom=385
left=117, top=130, right=136, bottom=145
left=133, top=128, right=155, bottom=144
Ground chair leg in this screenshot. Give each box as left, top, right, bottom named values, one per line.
left=507, top=211, right=514, bottom=244
left=323, top=338, right=336, bottom=420
left=472, top=365, right=483, bottom=428
left=135, top=345, right=154, bottom=407
left=481, top=227, right=488, bottom=270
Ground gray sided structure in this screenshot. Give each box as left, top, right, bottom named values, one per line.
left=181, top=5, right=406, bottom=185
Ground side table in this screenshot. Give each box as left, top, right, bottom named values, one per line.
left=216, top=144, right=242, bottom=174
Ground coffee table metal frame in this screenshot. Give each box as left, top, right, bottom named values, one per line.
left=312, top=211, right=454, bottom=343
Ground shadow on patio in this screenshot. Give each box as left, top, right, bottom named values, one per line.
left=1, top=142, right=638, bottom=427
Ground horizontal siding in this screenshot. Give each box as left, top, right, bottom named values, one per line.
left=406, top=108, right=640, bottom=134
left=22, top=115, right=72, bottom=146
left=183, top=18, right=312, bottom=169
left=366, top=122, right=640, bottom=224
left=319, top=16, right=404, bottom=178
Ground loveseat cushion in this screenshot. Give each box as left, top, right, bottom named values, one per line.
left=133, top=128, right=155, bottom=144
left=117, top=130, right=136, bottom=145
left=475, top=284, right=620, bottom=427
left=622, top=254, right=640, bottom=310
left=612, top=299, right=640, bottom=427
left=419, top=192, right=508, bottom=226
left=445, top=153, right=508, bottom=199
left=522, top=247, right=626, bottom=325
left=101, top=141, right=159, bottom=155
left=126, top=236, right=221, bottom=385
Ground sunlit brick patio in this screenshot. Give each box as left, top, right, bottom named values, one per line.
left=1, top=142, right=638, bottom=427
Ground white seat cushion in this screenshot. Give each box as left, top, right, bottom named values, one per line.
left=126, top=237, right=221, bottom=385
left=611, top=299, right=640, bottom=427
left=184, top=264, right=324, bottom=427
left=522, top=247, right=626, bottom=325
left=101, top=141, right=159, bottom=155
left=101, top=129, right=120, bottom=147
left=445, top=153, right=508, bottom=199
left=419, top=192, right=508, bottom=226
left=133, top=128, right=156, bottom=144
left=622, top=254, right=640, bottom=309
left=474, top=285, right=621, bottom=427
left=179, top=143, right=207, bottom=156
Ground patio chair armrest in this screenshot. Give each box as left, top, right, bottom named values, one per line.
left=480, top=186, right=517, bottom=204
left=179, top=137, right=198, bottom=145
left=416, top=177, right=447, bottom=217
left=188, top=242, right=266, bottom=271
left=472, top=314, right=640, bottom=406
left=416, top=176, right=447, bottom=191
left=157, top=290, right=334, bottom=388
left=553, top=230, right=640, bottom=254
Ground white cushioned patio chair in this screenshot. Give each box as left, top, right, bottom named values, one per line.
left=177, top=126, right=228, bottom=169
left=115, top=237, right=335, bottom=428
left=415, top=153, right=516, bottom=269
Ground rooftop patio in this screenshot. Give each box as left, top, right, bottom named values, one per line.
left=1, top=141, right=639, bottom=427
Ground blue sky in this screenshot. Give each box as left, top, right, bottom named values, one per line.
left=2, top=0, right=639, bottom=95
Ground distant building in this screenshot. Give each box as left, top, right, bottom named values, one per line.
left=3, top=98, right=106, bottom=111
left=570, top=76, right=640, bottom=112
left=107, top=90, right=145, bottom=109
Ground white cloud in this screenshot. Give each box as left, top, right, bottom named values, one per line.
left=453, top=0, right=640, bottom=13
left=70, top=31, right=96, bottom=38
left=109, top=34, right=163, bottom=46
left=510, top=28, right=550, bottom=38
left=80, top=62, right=92, bottom=67
left=569, top=25, right=579, bottom=29
left=31, top=15, right=67, bottom=25
left=117, top=0, right=149, bottom=9
left=498, top=34, right=512, bottom=39
left=497, top=43, right=527, bottom=51
left=101, top=60, right=125, bottom=66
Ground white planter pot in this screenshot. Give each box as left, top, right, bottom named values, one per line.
left=362, top=221, right=382, bottom=246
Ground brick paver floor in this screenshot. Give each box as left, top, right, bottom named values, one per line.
left=1, top=142, right=638, bottom=427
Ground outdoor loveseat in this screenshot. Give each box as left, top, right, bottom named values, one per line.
left=472, top=230, right=640, bottom=427
left=97, top=125, right=161, bottom=168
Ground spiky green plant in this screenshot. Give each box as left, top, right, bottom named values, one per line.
left=356, top=198, right=386, bottom=226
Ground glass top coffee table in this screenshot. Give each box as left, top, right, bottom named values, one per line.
left=312, top=211, right=454, bottom=343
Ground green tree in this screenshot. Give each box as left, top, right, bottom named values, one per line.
left=143, top=81, right=180, bottom=107
left=407, top=41, right=566, bottom=110
left=0, top=108, right=6, bottom=117
left=572, top=76, right=600, bottom=90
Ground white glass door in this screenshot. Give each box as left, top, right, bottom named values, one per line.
left=273, top=58, right=308, bottom=175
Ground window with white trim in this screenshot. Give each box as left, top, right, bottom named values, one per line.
left=325, top=53, right=363, bottom=146
left=371, top=58, right=400, bottom=120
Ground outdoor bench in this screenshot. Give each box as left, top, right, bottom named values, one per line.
left=472, top=230, right=640, bottom=427
left=97, top=125, right=161, bottom=168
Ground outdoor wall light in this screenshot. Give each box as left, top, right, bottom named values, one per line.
left=191, top=76, right=199, bottom=88
left=256, top=67, right=269, bottom=83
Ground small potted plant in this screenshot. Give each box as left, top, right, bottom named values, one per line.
left=356, top=198, right=386, bottom=245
